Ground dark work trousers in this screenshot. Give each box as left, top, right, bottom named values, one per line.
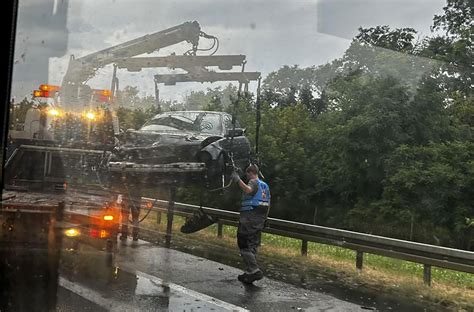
left=237, top=206, right=268, bottom=274
left=121, top=190, right=141, bottom=238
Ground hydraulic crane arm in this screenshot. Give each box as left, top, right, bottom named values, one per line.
left=61, top=21, right=213, bottom=109
left=115, top=55, right=246, bottom=71
left=154, top=72, right=261, bottom=85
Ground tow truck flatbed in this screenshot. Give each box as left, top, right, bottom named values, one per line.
left=1, top=188, right=121, bottom=252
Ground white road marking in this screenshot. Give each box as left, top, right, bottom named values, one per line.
left=59, top=277, right=132, bottom=312
left=59, top=269, right=249, bottom=312
left=134, top=270, right=249, bottom=312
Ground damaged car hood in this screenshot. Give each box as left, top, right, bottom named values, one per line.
left=116, top=129, right=209, bottom=149
left=112, top=129, right=220, bottom=164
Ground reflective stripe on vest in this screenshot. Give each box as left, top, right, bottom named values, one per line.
left=241, top=179, right=270, bottom=211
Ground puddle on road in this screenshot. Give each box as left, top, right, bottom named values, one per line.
left=156, top=236, right=439, bottom=312
left=59, top=246, right=244, bottom=311
left=0, top=237, right=442, bottom=312
left=0, top=241, right=244, bottom=312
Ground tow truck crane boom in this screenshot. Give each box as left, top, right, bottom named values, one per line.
left=61, top=21, right=207, bottom=110
left=115, top=55, right=246, bottom=71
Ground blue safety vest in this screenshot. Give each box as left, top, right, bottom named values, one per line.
left=241, top=179, right=270, bottom=211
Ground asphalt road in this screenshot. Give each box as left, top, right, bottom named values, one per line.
left=55, top=239, right=371, bottom=311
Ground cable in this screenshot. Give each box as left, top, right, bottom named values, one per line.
left=136, top=198, right=155, bottom=223
left=124, top=182, right=153, bottom=224
left=184, top=38, right=217, bottom=55
left=184, top=32, right=220, bottom=56
left=210, top=38, right=219, bottom=56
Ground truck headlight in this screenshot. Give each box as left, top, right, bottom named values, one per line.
left=65, top=228, right=80, bottom=237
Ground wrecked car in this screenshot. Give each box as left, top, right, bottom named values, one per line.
left=107, top=111, right=251, bottom=186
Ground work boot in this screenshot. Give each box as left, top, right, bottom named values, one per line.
left=132, top=233, right=139, bottom=241
left=238, top=271, right=263, bottom=284
left=180, top=208, right=217, bottom=234
left=237, top=273, right=248, bottom=283
left=119, top=233, right=127, bottom=241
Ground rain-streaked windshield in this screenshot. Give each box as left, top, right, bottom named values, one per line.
left=2, top=1, right=473, bottom=311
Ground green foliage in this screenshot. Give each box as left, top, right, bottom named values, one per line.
left=116, top=85, right=157, bottom=110
left=354, top=26, right=418, bottom=52
left=184, top=84, right=238, bottom=111
left=116, top=106, right=160, bottom=131
left=111, top=1, right=473, bottom=250
left=262, top=62, right=342, bottom=112
left=254, top=103, right=319, bottom=221
left=422, top=0, right=473, bottom=95
left=223, top=1, right=473, bottom=249
left=381, top=142, right=474, bottom=247
left=9, top=97, right=35, bottom=129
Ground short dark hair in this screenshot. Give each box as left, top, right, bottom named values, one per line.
left=246, top=164, right=259, bottom=175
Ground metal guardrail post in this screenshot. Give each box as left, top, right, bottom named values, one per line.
left=356, top=251, right=364, bottom=270
left=301, top=240, right=308, bottom=256
left=217, top=222, right=223, bottom=238
left=423, top=264, right=432, bottom=286
left=165, top=188, right=175, bottom=248
left=156, top=211, right=162, bottom=225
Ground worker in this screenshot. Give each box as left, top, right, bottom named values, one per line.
left=231, top=164, right=270, bottom=284
left=119, top=175, right=142, bottom=241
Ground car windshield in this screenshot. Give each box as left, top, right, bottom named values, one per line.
left=140, top=112, right=222, bottom=135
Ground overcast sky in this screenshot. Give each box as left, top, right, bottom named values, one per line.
left=12, top=0, right=446, bottom=102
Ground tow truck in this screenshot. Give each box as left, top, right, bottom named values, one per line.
left=4, top=21, right=263, bottom=244
left=56, top=20, right=260, bottom=187
left=1, top=20, right=264, bottom=311
left=8, top=21, right=260, bottom=185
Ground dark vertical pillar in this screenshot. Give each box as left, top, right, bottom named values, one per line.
left=423, top=264, right=432, bottom=286
left=165, top=187, right=175, bottom=248
left=356, top=251, right=364, bottom=270
left=301, top=240, right=308, bottom=256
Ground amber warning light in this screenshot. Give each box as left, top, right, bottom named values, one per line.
left=92, top=89, right=112, bottom=103
left=33, top=84, right=61, bottom=98
left=103, top=215, right=114, bottom=221
left=40, top=84, right=60, bottom=92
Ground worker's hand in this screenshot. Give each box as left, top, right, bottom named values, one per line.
left=234, top=166, right=243, bottom=176
left=231, top=170, right=240, bottom=183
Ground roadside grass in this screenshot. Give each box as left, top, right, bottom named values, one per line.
left=139, top=212, right=474, bottom=310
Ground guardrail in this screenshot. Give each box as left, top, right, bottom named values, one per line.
left=141, top=197, right=474, bottom=287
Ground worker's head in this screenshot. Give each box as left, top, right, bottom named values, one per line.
left=245, top=164, right=259, bottom=180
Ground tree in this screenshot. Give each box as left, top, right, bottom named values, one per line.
left=354, top=26, right=418, bottom=52
left=342, top=26, right=442, bottom=90
left=9, top=97, right=34, bottom=130
left=117, top=85, right=160, bottom=110
left=421, top=0, right=473, bottom=95
left=262, top=62, right=343, bottom=111
left=115, top=87, right=161, bottom=130
left=110, top=1, right=471, bottom=250
left=381, top=142, right=474, bottom=249
left=184, top=84, right=238, bottom=111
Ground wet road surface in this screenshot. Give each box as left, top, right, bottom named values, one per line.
left=55, top=239, right=368, bottom=311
